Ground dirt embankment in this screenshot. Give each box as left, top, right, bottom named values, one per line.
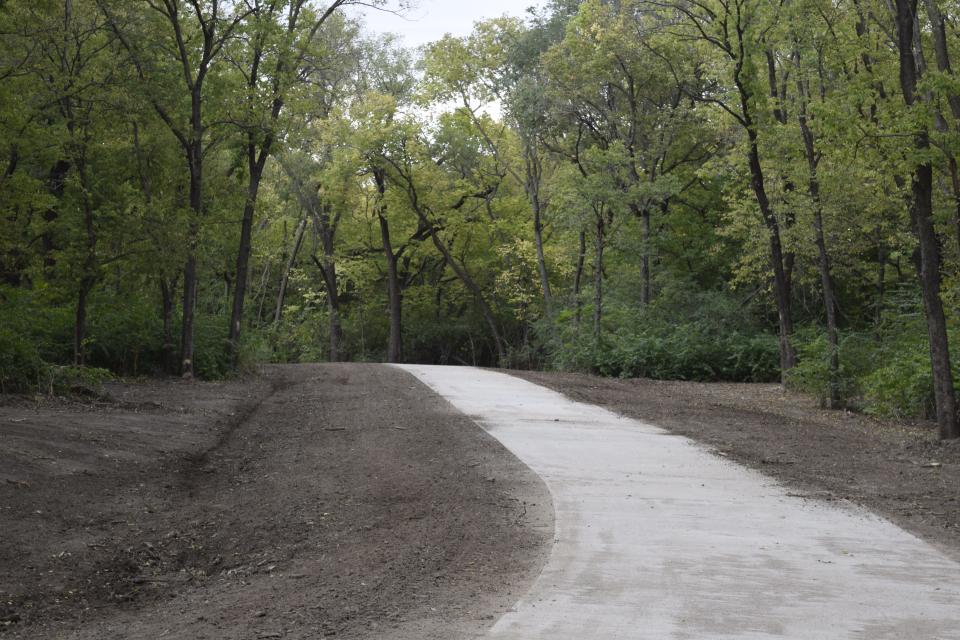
left=0, top=364, right=552, bottom=640
left=510, top=370, right=960, bottom=558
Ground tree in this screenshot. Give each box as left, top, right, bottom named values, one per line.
left=99, top=0, right=253, bottom=377
left=664, top=0, right=798, bottom=380
left=225, top=0, right=362, bottom=360
left=892, top=0, right=958, bottom=439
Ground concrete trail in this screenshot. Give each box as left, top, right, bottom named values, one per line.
left=397, top=365, right=960, bottom=640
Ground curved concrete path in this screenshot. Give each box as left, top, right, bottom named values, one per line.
left=397, top=365, right=960, bottom=640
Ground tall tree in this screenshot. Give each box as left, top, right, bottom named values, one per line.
left=665, top=0, right=798, bottom=380
left=892, top=0, right=959, bottom=439
left=98, top=0, right=252, bottom=377
left=225, top=0, right=360, bottom=360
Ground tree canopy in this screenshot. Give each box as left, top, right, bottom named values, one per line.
left=3, top=0, right=960, bottom=438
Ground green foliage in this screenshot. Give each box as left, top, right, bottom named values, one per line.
left=0, top=288, right=70, bottom=392
left=3, top=0, right=960, bottom=436
left=39, top=364, right=115, bottom=396
left=789, top=306, right=960, bottom=420
left=538, top=291, right=780, bottom=382
left=598, top=325, right=779, bottom=382
left=861, top=345, right=936, bottom=420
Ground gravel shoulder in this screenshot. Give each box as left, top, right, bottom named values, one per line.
left=509, top=370, right=960, bottom=559
left=0, top=364, right=552, bottom=639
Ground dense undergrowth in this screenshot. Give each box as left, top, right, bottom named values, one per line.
left=3, top=281, right=948, bottom=424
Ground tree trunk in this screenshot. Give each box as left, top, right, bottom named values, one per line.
left=532, top=191, right=552, bottom=313
left=274, top=215, right=307, bottom=325
left=797, top=64, right=841, bottom=407
left=949, top=159, right=960, bottom=256
left=180, top=127, right=203, bottom=378
left=896, top=0, right=959, bottom=439
left=228, top=168, right=263, bottom=358
left=912, top=153, right=956, bottom=436
left=375, top=169, right=402, bottom=363
left=312, top=203, right=343, bottom=362
left=745, top=126, right=795, bottom=379
left=574, top=229, right=586, bottom=326
left=875, top=234, right=886, bottom=330
left=42, top=159, right=71, bottom=271
left=735, top=62, right=795, bottom=381
left=74, top=283, right=90, bottom=366
left=813, top=206, right=840, bottom=407
left=593, top=211, right=605, bottom=342
left=160, top=275, right=178, bottom=374
left=180, top=249, right=198, bottom=378
left=180, top=153, right=201, bottom=379
left=641, top=208, right=651, bottom=305
left=322, top=215, right=343, bottom=363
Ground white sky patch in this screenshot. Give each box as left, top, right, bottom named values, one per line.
left=351, top=0, right=547, bottom=49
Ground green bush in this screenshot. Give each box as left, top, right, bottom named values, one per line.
left=788, top=327, right=875, bottom=407
left=598, top=322, right=779, bottom=382
left=537, top=291, right=780, bottom=382
left=861, top=347, right=935, bottom=419
left=0, top=287, right=72, bottom=392
left=0, top=284, right=244, bottom=388
left=39, top=364, right=114, bottom=395
left=192, top=313, right=234, bottom=379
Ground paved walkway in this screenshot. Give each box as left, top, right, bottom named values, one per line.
left=397, top=365, right=960, bottom=639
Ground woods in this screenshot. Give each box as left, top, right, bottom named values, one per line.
left=3, top=0, right=960, bottom=438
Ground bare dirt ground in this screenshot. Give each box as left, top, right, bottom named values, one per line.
left=0, top=364, right=552, bottom=640
left=510, top=370, right=960, bottom=559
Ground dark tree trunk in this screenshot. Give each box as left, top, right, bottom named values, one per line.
left=533, top=193, right=552, bottom=312
left=641, top=208, right=651, bottom=305
left=42, top=159, right=71, bottom=270
left=593, top=211, right=605, bottom=342
left=72, top=155, right=98, bottom=367
left=323, top=222, right=343, bottom=363
left=228, top=164, right=263, bottom=358
left=574, top=229, right=586, bottom=326
left=812, top=206, right=840, bottom=406
left=521, top=143, right=553, bottom=312
left=274, top=215, right=307, bottom=324
left=74, top=283, right=91, bottom=366
left=949, top=159, right=960, bottom=256
left=896, top=0, right=959, bottom=439
left=797, top=61, right=841, bottom=407
left=180, top=242, right=198, bottom=378
left=743, top=124, right=795, bottom=378
left=180, top=109, right=203, bottom=378
left=747, top=134, right=795, bottom=377
left=311, top=202, right=343, bottom=363
left=875, top=235, right=886, bottom=330
left=160, top=275, right=178, bottom=374
left=734, top=58, right=795, bottom=381
left=312, top=249, right=342, bottom=362
left=375, top=169, right=402, bottom=363
left=911, top=154, right=956, bottom=436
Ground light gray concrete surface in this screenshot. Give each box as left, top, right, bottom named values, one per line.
left=397, top=364, right=960, bottom=640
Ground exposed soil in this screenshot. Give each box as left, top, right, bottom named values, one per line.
left=510, top=370, right=960, bottom=559
left=0, top=364, right=552, bottom=639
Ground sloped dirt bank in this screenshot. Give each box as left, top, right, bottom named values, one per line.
left=0, top=364, right=552, bottom=639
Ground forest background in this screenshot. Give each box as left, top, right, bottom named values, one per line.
left=3, top=0, right=960, bottom=439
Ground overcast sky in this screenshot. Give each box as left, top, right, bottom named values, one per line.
left=350, top=0, right=547, bottom=48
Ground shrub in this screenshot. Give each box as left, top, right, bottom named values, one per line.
left=538, top=291, right=780, bottom=383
